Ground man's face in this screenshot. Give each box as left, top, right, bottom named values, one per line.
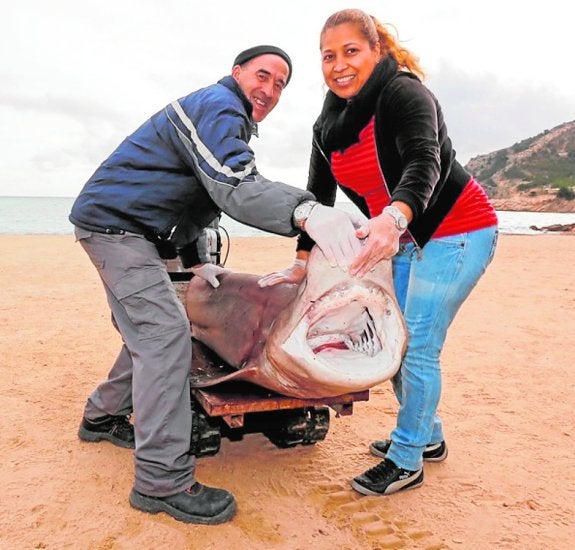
left=232, top=54, right=289, bottom=122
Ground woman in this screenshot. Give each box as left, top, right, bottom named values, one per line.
left=259, top=8, right=498, bottom=496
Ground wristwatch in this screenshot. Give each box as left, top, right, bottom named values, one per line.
left=293, top=200, right=318, bottom=229
left=382, top=205, right=409, bottom=232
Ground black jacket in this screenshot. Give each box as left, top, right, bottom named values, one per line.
left=298, top=57, right=470, bottom=251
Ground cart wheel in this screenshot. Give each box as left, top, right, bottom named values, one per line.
left=190, top=405, right=222, bottom=457
left=302, top=407, right=330, bottom=445
left=264, top=407, right=330, bottom=448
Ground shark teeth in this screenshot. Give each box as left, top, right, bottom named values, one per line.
left=347, top=311, right=382, bottom=357
left=308, top=307, right=382, bottom=357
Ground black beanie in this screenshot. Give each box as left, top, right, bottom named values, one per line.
left=233, top=45, right=292, bottom=85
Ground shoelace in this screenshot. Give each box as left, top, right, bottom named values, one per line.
left=110, top=415, right=133, bottom=436
left=363, top=460, right=393, bottom=481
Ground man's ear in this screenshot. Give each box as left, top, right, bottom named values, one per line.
left=231, top=64, right=241, bottom=81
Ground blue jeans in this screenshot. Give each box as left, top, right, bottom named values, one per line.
left=385, top=225, right=498, bottom=471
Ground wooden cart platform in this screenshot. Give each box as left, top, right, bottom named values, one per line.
left=170, top=275, right=371, bottom=455
left=192, top=384, right=369, bottom=429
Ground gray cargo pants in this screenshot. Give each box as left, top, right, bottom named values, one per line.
left=75, top=227, right=195, bottom=497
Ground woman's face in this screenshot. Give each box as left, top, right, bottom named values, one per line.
left=321, top=23, right=381, bottom=100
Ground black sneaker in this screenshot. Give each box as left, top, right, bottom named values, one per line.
left=370, top=439, right=448, bottom=462
left=129, top=482, right=237, bottom=525
left=351, top=458, right=423, bottom=496
left=78, top=414, right=135, bottom=449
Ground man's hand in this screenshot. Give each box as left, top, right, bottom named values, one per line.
left=304, top=205, right=366, bottom=269
left=190, top=264, right=228, bottom=288
left=258, top=259, right=307, bottom=288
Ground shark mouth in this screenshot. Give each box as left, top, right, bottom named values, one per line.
left=307, top=296, right=384, bottom=356
left=271, top=280, right=406, bottom=394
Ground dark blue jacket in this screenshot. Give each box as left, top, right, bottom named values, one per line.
left=70, top=76, right=313, bottom=247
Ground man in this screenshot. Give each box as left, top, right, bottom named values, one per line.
left=69, top=45, right=364, bottom=525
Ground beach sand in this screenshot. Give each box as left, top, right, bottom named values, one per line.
left=1, top=234, right=573, bottom=549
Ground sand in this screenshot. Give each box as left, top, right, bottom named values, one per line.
left=1, top=234, right=573, bottom=549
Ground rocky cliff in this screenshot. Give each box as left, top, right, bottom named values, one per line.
left=465, top=120, right=575, bottom=212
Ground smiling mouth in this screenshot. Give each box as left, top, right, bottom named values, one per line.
left=334, top=75, right=355, bottom=85
left=253, top=96, right=268, bottom=108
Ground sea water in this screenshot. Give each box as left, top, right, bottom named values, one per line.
left=1, top=196, right=574, bottom=236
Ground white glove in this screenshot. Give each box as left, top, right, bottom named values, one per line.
left=258, top=259, right=307, bottom=288
left=190, top=264, right=228, bottom=288
left=304, top=205, right=367, bottom=268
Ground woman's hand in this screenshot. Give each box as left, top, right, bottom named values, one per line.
left=350, top=214, right=402, bottom=277
left=258, top=259, right=307, bottom=288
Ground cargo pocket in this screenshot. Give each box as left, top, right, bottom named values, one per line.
left=114, top=267, right=188, bottom=340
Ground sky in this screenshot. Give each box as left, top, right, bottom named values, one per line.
left=2, top=0, right=574, bottom=198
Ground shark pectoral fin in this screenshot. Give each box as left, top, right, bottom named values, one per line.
left=190, top=367, right=261, bottom=388
left=190, top=338, right=260, bottom=387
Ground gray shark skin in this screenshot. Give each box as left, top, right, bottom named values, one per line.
left=185, top=247, right=408, bottom=399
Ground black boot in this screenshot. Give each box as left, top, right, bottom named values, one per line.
left=129, top=483, right=237, bottom=524
left=78, top=414, right=135, bottom=449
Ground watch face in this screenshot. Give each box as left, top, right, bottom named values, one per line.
left=296, top=204, right=307, bottom=217
left=384, top=206, right=407, bottom=230
left=294, top=201, right=314, bottom=228
left=295, top=204, right=307, bottom=220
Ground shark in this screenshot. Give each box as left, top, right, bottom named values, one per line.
left=185, top=246, right=408, bottom=399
